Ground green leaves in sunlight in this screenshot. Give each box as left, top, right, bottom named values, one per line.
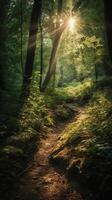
left=83, top=35, right=102, bottom=48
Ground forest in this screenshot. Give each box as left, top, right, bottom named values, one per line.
left=0, top=0, right=112, bottom=200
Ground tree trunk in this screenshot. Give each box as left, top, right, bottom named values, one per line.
left=39, top=16, right=43, bottom=90
left=41, top=22, right=67, bottom=92
left=0, top=1, right=10, bottom=91
left=41, top=0, right=64, bottom=92
left=23, top=0, right=41, bottom=88
left=20, top=0, right=23, bottom=73
left=104, top=0, right=112, bottom=62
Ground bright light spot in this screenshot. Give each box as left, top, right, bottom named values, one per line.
left=69, top=17, right=75, bottom=33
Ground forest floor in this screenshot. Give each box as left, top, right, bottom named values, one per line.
left=13, top=104, right=94, bottom=200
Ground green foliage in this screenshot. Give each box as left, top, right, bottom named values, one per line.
left=0, top=145, right=23, bottom=158
left=53, top=80, right=94, bottom=104
left=0, top=75, right=54, bottom=197
left=19, top=80, right=54, bottom=131
left=87, top=90, right=112, bottom=137
left=58, top=87, right=112, bottom=144
left=7, top=129, right=38, bottom=148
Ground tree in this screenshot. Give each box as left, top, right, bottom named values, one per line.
left=41, top=0, right=84, bottom=92
left=41, top=0, right=64, bottom=91
left=39, top=4, right=43, bottom=90
left=104, top=0, right=112, bottom=63
left=23, top=0, right=42, bottom=91
left=0, top=1, right=10, bottom=91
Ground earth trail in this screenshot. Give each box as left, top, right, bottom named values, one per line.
left=14, top=105, right=94, bottom=200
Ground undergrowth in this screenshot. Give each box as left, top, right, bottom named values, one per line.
left=45, top=80, right=94, bottom=107
left=0, top=80, right=54, bottom=199
left=50, top=83, right=112, bottom=199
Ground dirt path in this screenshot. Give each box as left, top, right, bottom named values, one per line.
left=14, top=107, right=94, bottom=200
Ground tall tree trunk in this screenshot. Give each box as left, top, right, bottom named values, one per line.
left=104, top=0, right=112, bottom=62
left=41, top=22, right=67, bottom=92
left=41, top=0, right=64, bottom=92
left=39, top=16, right=43, bottom=90
left=0, top=1, right=10, bottom=91
left=20, top=0, right=23, bottom=73
left=23, top=0, right=41, bottom=89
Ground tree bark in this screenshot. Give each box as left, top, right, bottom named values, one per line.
left=23, top=0, right=41, bottom=86
left=104, top=0, right=112, bottom=62
left=0, top=1, right=10, bottom=91
left=39, top=17, right=43, bottom=90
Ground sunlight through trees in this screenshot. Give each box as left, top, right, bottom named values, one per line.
left=0, top=1, right=112, bottom=200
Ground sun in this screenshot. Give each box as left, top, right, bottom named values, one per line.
left=68, top=17, right=75, bottom=33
